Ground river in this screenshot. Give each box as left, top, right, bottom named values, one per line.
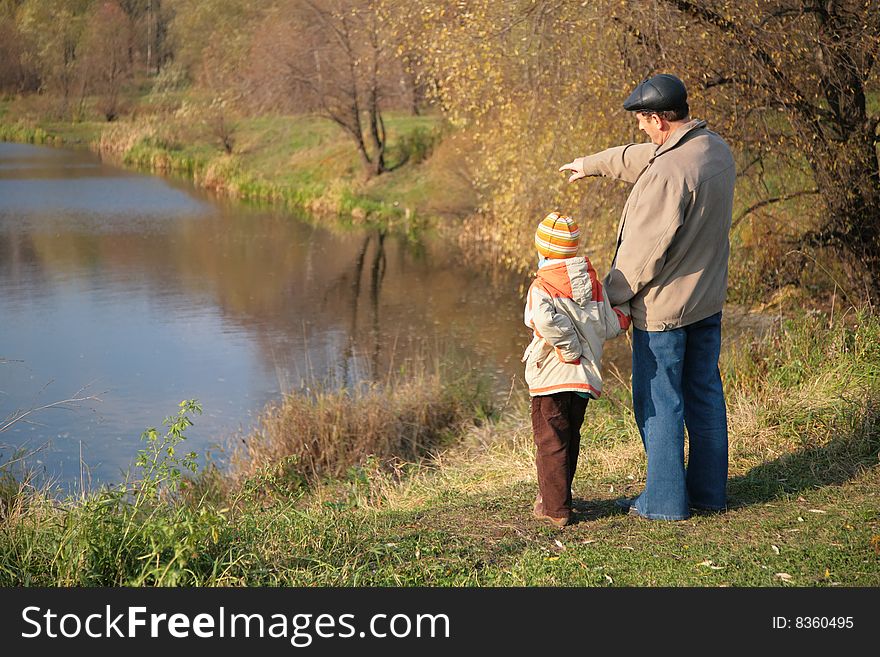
left=1, top=141, right=549, bottom=489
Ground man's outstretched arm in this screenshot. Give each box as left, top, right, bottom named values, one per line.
left=559, top=142, right=656, bottom=184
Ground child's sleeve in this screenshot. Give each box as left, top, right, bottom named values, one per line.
left=602, top=299, right=631, bottom=339
left=527, top=284, right=583, bottom=363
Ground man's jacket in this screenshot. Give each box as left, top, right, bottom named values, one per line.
left=577, top=119, right=736, bottom=331
left=522, top=256, right=630, bottom=398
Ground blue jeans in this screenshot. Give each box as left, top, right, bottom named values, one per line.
left=630, top=311, right=728, bottom=520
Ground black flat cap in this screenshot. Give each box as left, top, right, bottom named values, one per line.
left=623, top=74, right=687, bottom=112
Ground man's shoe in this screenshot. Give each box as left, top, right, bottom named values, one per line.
left=533, top=494, right=571, bottom=528
left=690, top=503, right=726, bottom=513
left=626, top=505, right=646, bottom=519
left=615, top=496, right=650, bottom=519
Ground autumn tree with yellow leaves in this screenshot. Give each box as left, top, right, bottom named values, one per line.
left=391, top=0, right=880, bottom=299
left=615, top=0, right=880, bottom=298
left=384, top=0, right=638, bottom=271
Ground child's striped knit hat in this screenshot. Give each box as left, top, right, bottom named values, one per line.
left=535, top=211, right=580, bottom=258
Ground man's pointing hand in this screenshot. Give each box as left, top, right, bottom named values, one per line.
left=559, top=158, right=587, bottom=183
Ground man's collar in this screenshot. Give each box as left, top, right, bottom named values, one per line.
left=654, top=119, right=707, bottom=157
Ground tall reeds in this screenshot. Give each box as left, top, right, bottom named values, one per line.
left=230, top=360, right=492, bottom=486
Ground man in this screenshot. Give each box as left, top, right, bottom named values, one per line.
left=559, top=73, right=736, bottom=520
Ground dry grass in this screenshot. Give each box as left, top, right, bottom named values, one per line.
left=228, top=362, right=491, bottom=489
left=308, top=308, right=880, bottom=518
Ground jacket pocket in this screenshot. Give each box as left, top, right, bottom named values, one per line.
left=523, top=337, right=553, bottom=368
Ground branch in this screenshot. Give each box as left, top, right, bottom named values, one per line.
left=387, top=151, right=410, bottom=172
left=758, top=5, right=826, bottom=28
left=781, top=249, right=858, bottom=308
left=0, top=387, right=103, bottom=434
left=701, top=73, right=737, bottom=89
left=661, top=0, right=833, bottom=123
left=302, top=0, right=354, bottom=58
left=732, top=189, right=820, bottom=229
left=737, top=155, right=763, bottom=178
left=0, top=441, right=50, bottom=470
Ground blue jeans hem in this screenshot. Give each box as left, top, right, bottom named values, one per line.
left=634, top=510, right=691, bottom=521
left=629, top=500, right=690, bottom=521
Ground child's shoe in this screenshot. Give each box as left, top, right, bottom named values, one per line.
left=532, top=493, right=570, bottom=528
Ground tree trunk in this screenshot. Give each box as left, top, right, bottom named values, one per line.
left=367, top=101, right=386, bottom=177
left=805, top=122, right=880, bottom=298
left=366, top=15, right=386, bottom=177
left=341, top=121, right=372, bottom=173
left=147, top=0, right=153, bottom=73
left=798, top=5, right=880, bottom=299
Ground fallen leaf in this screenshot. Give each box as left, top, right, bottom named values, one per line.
left=775, top=573, right=793, bottom=582
left=807, top=509, right=827, bottom=514
left=698, top=560, right=714, bottom=567
left=554, top=539, right=566, bottom=550
left=605, top=574, right=613, bottom=584
left=771, top=545, right=780, bottom=555
left=547, top=556, right=560, bottom=561
left=797, top=517, right=805, bottom=522
left=824, top=568, right=831, bottom=578
left=581, top=539, right=597, bottom=545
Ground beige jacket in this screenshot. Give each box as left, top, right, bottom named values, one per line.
left=522, top=257, right=630, bottom=398
left=576, top=119, right=736, bottom=331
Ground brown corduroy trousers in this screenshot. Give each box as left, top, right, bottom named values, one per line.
left=531, top=392, right=589, bottom=518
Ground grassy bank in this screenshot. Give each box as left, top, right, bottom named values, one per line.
left=0, top=93, right=476, bottom=232
left=1, top=309, right=878, bottom=586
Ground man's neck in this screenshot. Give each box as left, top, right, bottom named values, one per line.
left=658, top=119, right=692, bottom=145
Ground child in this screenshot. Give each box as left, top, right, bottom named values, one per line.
left=523, top=211, right=630, bottom=527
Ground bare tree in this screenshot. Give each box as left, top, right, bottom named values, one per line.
left=248, top=0, right=408, bottom=177
left=77, top=1, right=134, bottom=120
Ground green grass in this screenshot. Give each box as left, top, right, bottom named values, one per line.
left=1, top=309, right=878, bottom=586
left=0, top=93, right=471, bottom=232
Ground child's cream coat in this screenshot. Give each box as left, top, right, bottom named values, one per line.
left=523, top=256, right=630, bottom=398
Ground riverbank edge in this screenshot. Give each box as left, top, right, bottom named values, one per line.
left=0, top=111, right=462, bottom=240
